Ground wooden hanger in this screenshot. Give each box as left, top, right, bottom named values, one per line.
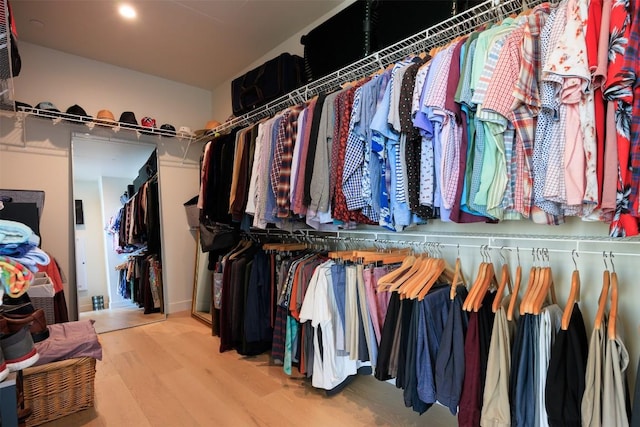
left=376, top=255, right=416, bottom=291
left=608, top=253, right=618, bottom=340
left=397, top=253, right=436, bottom=297
left=473, top=262, right=498, bottom=312
left=412, top=258, right=446, bottom=300
left=397, top=243, right=439, bottom=297
left=520, top=248, right=540, bottom=315
left=561, top=250, right=580, bottom=330
left=532, top=249, right=556, bottom=315
left=594, top=252, right=610, bottom=330
left=357, top=248, right=411, bottom=265
left=507, top=248, right=522, bottom=321
left=450, top=245, right=467, bottom=300
left=263, top=242, right=307, bottom=252
left=229, top=239, right=253, bottom=260
left=492, top=248, right=513, bottom=313
left=385, top=254, right=428, bottom=293
left=463, top=245, right=489, bottom=311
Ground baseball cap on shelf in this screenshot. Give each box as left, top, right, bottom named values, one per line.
left=140, top=117, right=156, bottom=135
left=35, top=101, right=61, bottom=118
left=194, top=120, right=222, bottom=138
left=160, top=124, right=176, bottom=136
left=95, top=109, right=116, bottom=125
left=177, top=126, right=193, bottom=138
left=119, top=111, right=138, bottom=128
left=65, top=104, right=91, bottom=122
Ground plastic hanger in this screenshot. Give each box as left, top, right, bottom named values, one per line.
left=608, top=252, right=618, bottom=340
left=594, top=252, right=610, bottom=330
left=507, top=247, right=522, bottom=321
left=561, top=250, right=580, bottom=330
left=492, top=247, right=513, bottom=313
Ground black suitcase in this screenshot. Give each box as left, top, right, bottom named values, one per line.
left=231, top=53, right=306, bottom=116
left=301, top=1, right=464, bottom=82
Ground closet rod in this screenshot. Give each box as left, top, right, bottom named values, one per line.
left=202, top=0, right=551, bottom=140
left=244, top=229, right=640, bottom=259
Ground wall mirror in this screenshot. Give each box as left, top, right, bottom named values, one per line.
left=71, top=133, right=166, bottom=333
left=192, top=230, right=213, bottom=327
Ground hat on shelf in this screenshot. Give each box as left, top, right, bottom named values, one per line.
left=95, top=109, right=116, bottom=126
left=65, top=104, right=91, bottom=122
left=118, top=111, right=138, bottom=129
left=35, top=101, right=61, bottom=119
left=140, top=117, right=157, bottom=135
left=160, top=123, right=176, bottom=136
left=177, top=126, right=194, bottom=138
left=194, top=120, right=222, bottom=138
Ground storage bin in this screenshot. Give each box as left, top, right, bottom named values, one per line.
left=27, top=274, right=56, bottom=325
left=183, top=195, right=199, bottom=229
left=23, top=357, right=97, bottom=426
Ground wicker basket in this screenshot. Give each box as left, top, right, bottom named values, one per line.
left=22, top=357, right=97, bottom=426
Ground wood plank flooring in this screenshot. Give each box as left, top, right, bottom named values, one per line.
left=39, top=312, right=458, bottom=427
left=79, top=307, right=165, bottom=334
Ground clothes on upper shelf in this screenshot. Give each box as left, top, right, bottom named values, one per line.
left=199, top=0, right=640, bottom=237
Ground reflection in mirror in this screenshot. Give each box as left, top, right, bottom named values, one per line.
left=72, top=133, right=166, bottom=333
left=192, top=230, right=213, bottom=327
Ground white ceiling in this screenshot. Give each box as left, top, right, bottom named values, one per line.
left=10, top=0, right=345, bottom=91
left=72, top=135, right=156, bottom=182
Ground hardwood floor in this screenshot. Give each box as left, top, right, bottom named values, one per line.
left=79, top=306, right=165, bottom=334
left=40, top=312, right=458, bottom=427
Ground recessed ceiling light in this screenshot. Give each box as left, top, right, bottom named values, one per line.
left=118, top=4, right=137, bottom=20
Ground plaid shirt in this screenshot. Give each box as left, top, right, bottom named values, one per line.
left=275, top=106, right=304, bottom=218
left=343, top=88, right=366, bottom=211
left=512, top=6, right=564, bottom=224
left=271, top=111, right=291, bottom=198
left=482, top=22, right=527, bottom=218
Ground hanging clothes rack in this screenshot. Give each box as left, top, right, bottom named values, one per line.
left=201, top=0, right=550, bottom=140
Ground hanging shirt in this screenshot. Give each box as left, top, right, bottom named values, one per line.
left=300, top=260, right=359, bottom=390
left=537, top=3, right=570, bottom=217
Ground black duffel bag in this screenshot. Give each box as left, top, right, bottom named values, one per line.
left=199, top=220, right=238, bottom=252
left=231, top=53, right=306, bottom=116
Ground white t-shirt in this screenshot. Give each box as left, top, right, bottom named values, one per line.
left=300, top=261, right=357, bottom=390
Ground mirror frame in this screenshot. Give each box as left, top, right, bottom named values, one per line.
left=70, top=132, right=168, bottom=330
left=191, top=230, right=213, bottom=326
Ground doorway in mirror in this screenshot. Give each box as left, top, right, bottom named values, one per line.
left=72, top=133, right=167, bottom=333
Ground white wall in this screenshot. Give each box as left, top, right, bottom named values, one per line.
left=0, top=43, right=207, bottom=318
left=99, top=176, right=134, bottom=311
left=73, top=180, right=109, bottom=312
left=14, top=42, right=212, bottom=132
